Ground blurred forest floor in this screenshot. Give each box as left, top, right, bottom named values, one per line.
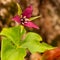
left=0, top=0, right=60, bottom=60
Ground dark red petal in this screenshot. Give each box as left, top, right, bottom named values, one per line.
left=24, top=21, right=39, bottom=29
left=22, top=6, right=33, bottom=18
left=12, top=15, right=21, bottom=23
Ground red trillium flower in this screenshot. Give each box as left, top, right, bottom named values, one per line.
left=12, top=4, right=39, bottom=29
left=42, top=47, right=60, bottom=60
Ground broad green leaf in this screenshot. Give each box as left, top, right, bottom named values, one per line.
left=29, top=15, right=41, bottom=21
left=38, top=42, right=54, bottom=53
left=0, top=26, right=26, bottom=46
left=1, top=25, right=54, bottom=60
left=21, top=41, right=54, bottom=53
left=21, top=40, right=41, bottom=53
left=23, top=32, right=42, bottom=42
left=1, top=37, right=26, bottom=60
left=21, top=32, right=53, bottom=53
left=17, top=3, right=22, bottom=15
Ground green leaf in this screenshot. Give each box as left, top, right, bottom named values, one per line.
left=21, top=41, right=54, bottom=53
left=0, top=26, right=54, bottom=60
left=21, top=40, right=41, bottom=53
left=0, top=26, right=26, bottom=46
left=1, top=37, right=26, bottom=60
left=21, top=32, right=54, bottom=53
left=17, top=3, right=22, bottom=15
left=23, top=32, right=42, bottom=42
left=38, top=42, right=54, bottom=53
left=29, top=15, right=41, bottom=21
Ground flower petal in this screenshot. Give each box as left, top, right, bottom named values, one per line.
left=22, top=6, right=33, bottom=18
left=12, top=15, right=21, bottom=23
left=24, top=21, right=39, bottom=29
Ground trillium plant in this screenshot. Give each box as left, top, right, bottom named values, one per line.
left=0, top=3, right=54, bottom=60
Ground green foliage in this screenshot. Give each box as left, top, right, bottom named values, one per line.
left=0, top=26, right=26, bottom=46
left=21, top=33, right=53, bottom=53
left=0, top=26, right=54, bottom=60
left=1, top=37, right=26, bottom=60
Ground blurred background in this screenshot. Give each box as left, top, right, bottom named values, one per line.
left=0, top=0, right=60, bottom=60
